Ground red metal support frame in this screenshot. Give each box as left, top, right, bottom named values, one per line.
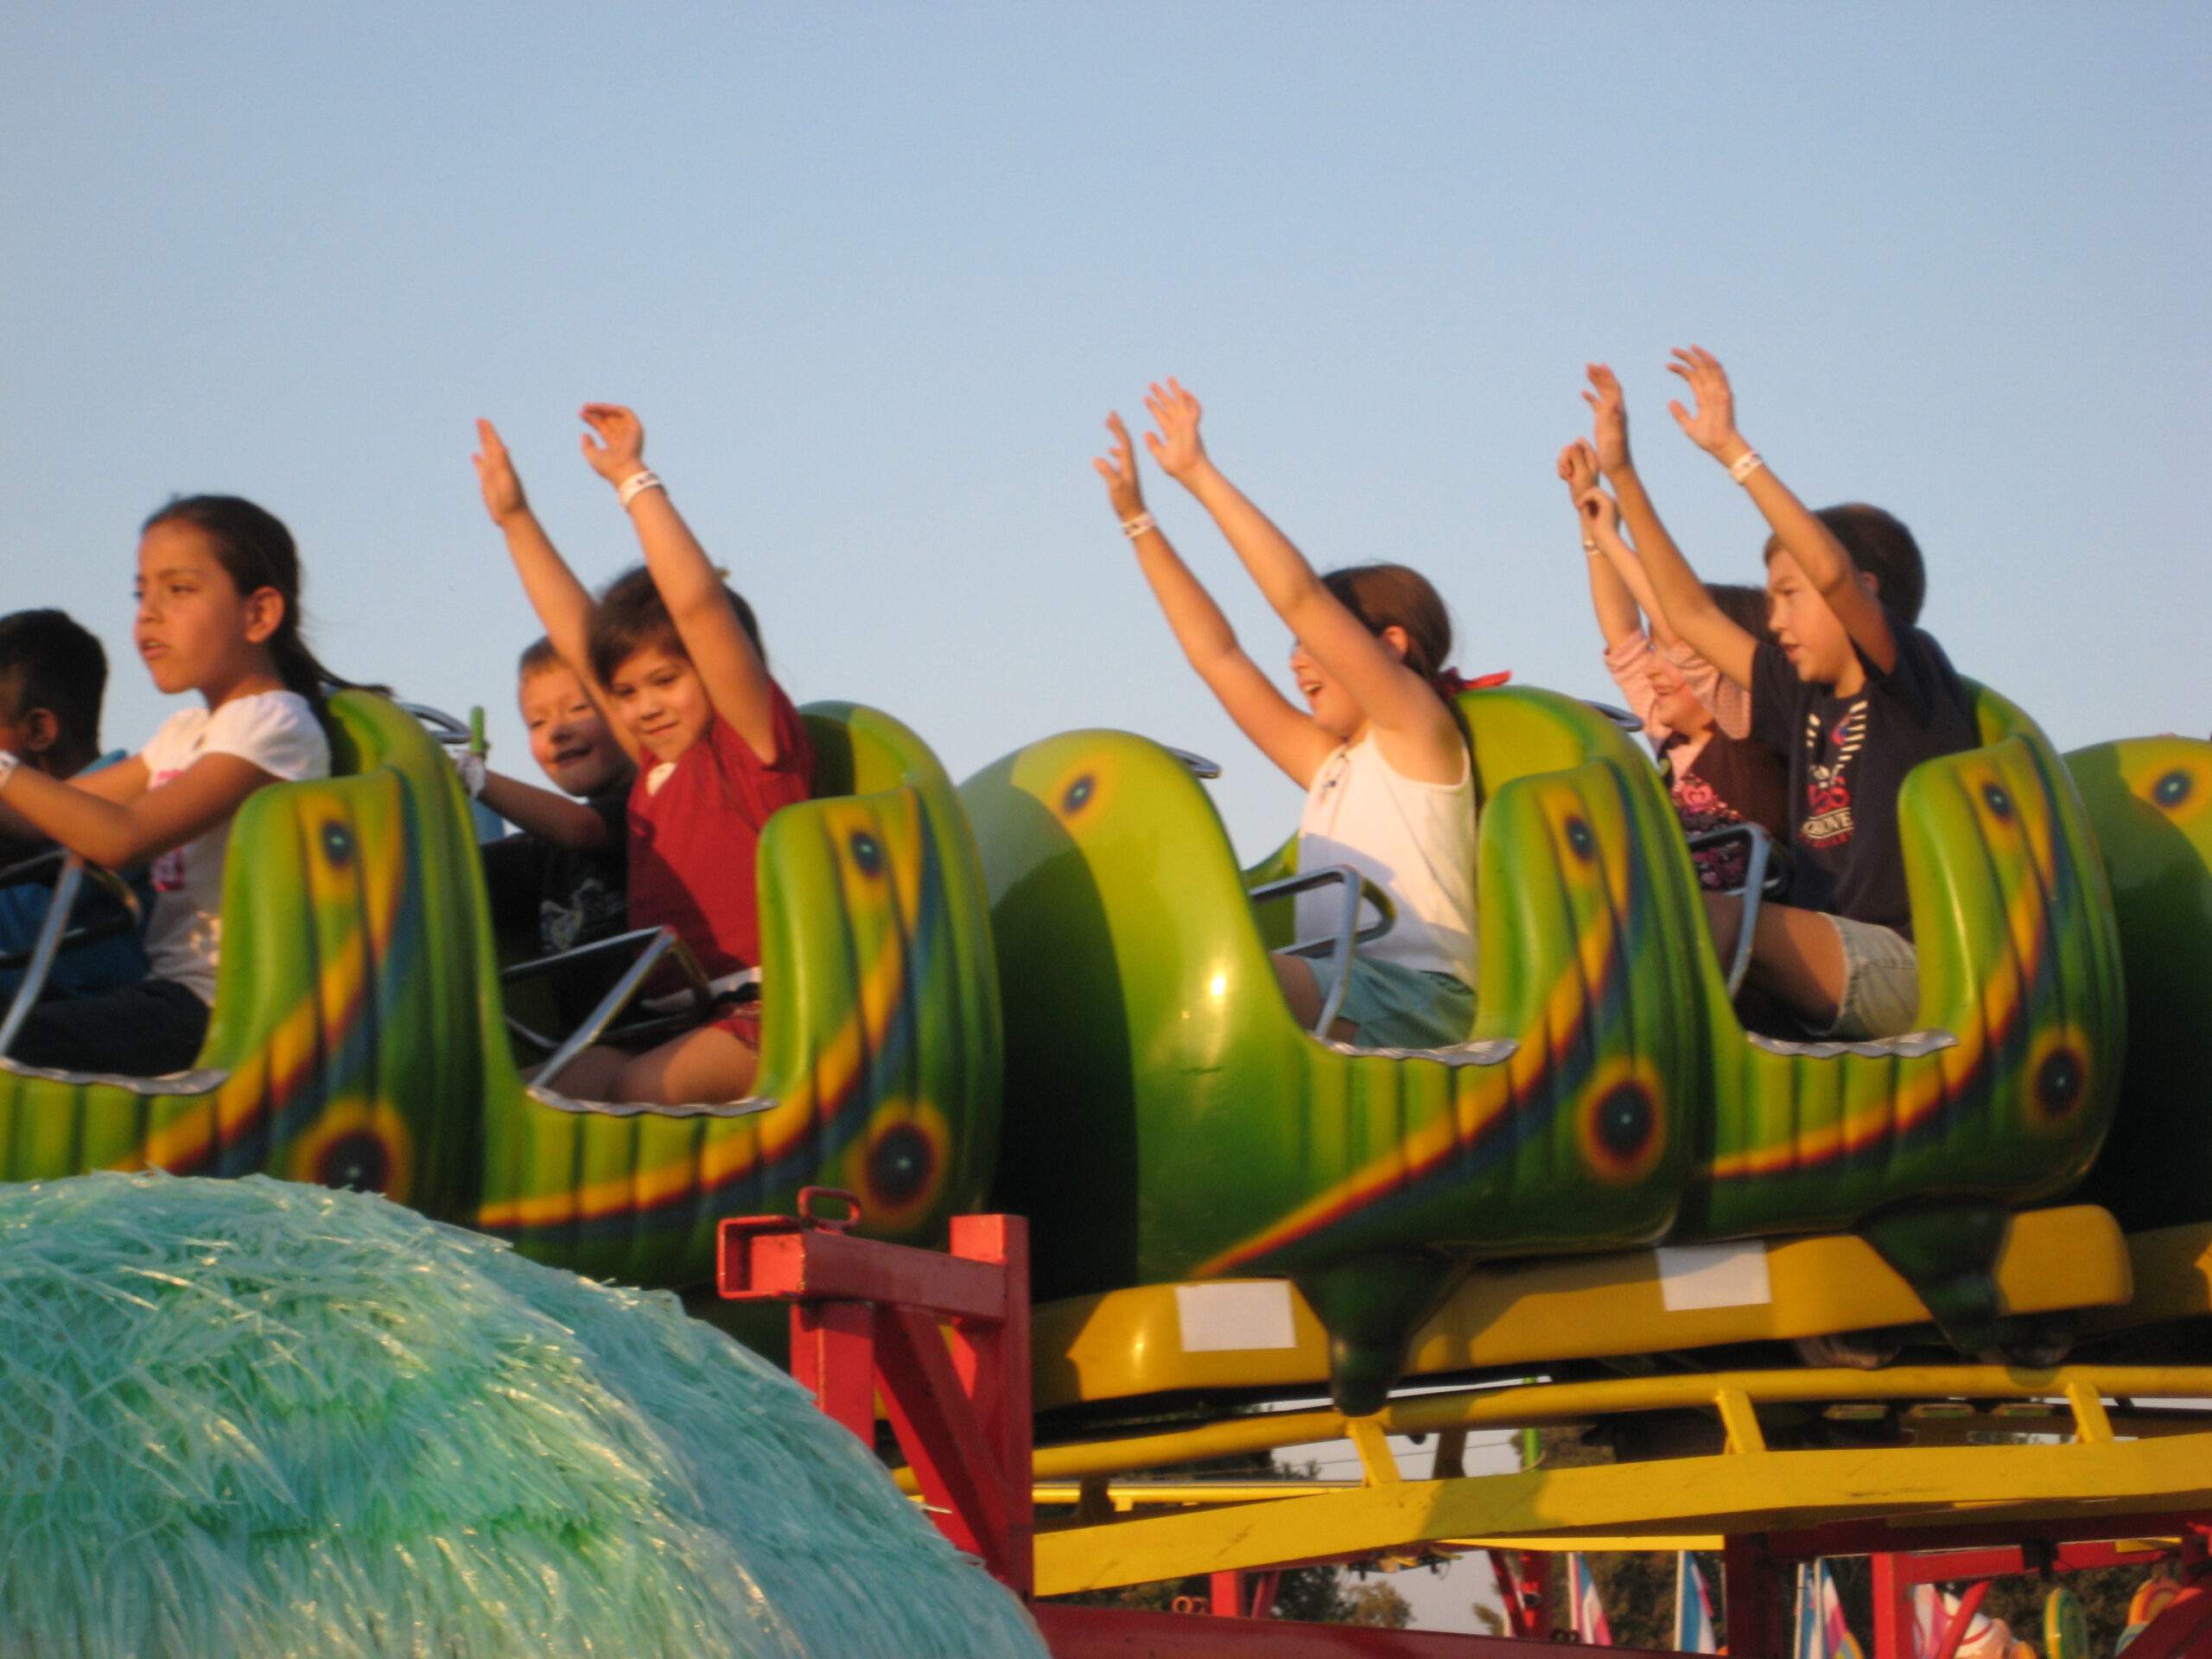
left=1029, top=1605, right=1688, bottom=1656
left=1723, top=1534, right=1792, bottom=1659
left=725, top=1197, right=1720, bottom=1656
left=719, top=1190, right=1033, bottom=1595
left=1871, top=1551, right=1915, bottom=1659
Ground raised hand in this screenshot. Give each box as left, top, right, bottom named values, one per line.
left=1583, top=364, right=1632, bottom=475
left=1665, top=346, right=1744, bottom=459
left=1557, top=437, right=1600, bottom=500
left=578, top=404, right=647, bottom=485
left=1140, top=378, right=1209, bottom=483
left=1578, top=485, right=1623, bottom=542
left=1093, top=412, right=1148, bottom=523
left=473, top=419, right=530, bottom=525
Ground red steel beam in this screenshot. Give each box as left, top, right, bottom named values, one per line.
left=718, top=1223, right=1008, bottom=1319
left=1033, top=1604, right=1693, bottom=1657
left=1766, top=1506, right=2212, bottom=1563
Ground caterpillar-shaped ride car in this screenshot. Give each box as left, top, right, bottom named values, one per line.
left=0, top=685, right=2169, bottom=1418
left=964, top=684, right=2125, bottom=1412
left=0, top=691, right=1003, bottom=1293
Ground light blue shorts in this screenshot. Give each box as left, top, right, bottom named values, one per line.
left=1302, top=954, right=1476, bottom=1051
left=1815, top=913, right=1921, bottom=1040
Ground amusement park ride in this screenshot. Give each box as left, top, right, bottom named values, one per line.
left=3, top=683, right=2210, bottom=1656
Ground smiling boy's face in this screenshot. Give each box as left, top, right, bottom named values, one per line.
left=519, top=663, right=627, bottom=796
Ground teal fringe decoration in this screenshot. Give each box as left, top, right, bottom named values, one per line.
left=0, top=1171, right=1046, bottom=1658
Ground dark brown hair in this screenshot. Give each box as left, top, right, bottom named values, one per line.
left=1706, top=582, right=1777, bottom=646
left=1319, top=563, right=1454, bottom=693
left=1763, top=504, right=1927, bottom=626
left=585, top=564, right=763, bottom=689
left=0, top=608, right=106, bottom=751
left=141, top=496, right=378, bottom=710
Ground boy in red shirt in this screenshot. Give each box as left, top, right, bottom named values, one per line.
left=473, top=406, right=811, bottom=1105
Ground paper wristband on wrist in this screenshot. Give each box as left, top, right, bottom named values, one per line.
left=617, top=470, right=665, bottom=508
left=1728, top=449, right=1765, bottom=485
left=1120, top=512, right=1157, bottom=539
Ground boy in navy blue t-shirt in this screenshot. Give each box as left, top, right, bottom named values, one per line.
left=1579, top=348, right=1978, bottom=1039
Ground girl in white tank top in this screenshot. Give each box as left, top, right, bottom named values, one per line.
left=1095, top=379, right=1480, bottom=1048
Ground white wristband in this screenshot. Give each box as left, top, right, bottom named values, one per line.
left=617, top=470, right=665, bottom=508
left=1120, top=512, right=1157, bottom=539
left=1727, top=449, right=1765, bottom=485
left=1582, top=539, right=1601, bottom=555
left=0, top=750, right=16, bottom=794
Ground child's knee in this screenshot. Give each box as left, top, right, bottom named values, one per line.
left=1700, top=889, right=1743, bottom=959
left=1270, top=951, right=1323, bottom=1026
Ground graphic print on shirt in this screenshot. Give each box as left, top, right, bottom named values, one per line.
left=148, top=767, right=188, bottom=891
left=1800, top=700, right=1868, bottom=849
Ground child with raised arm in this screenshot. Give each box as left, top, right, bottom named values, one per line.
left=1582, top=350, right=1977, bottom=1040
left=1556, top=441, right=1786, bottom=892
left=474, top=408, right=812, bottom=1105
left=1096, top=381, right=1478, bottom=1049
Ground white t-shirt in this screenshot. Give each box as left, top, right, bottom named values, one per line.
left=140, top=690, right=331, bottom=1004
left=1294, top=731, right=1479, bottom=985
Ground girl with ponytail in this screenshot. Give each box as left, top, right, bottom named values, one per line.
left=0, top=496, right=346, bottom=1076
left=1095, top=381, right=1481, bottom=1051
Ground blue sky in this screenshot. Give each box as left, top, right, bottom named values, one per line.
left=4, top=1, right=2206, bottom=866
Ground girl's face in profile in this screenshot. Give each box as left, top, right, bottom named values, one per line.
left=1647, top=654, right=1712, bottom=739
left=1289, top=641, right=1364, bottom=742
left=133, top=520, right=276, bottom=698
left=605, top=642, right=714, bottom=763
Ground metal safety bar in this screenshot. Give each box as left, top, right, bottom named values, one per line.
left=1248, top=864, right=1396, bottom=1033
left=399, top=702, right=474, bottom=747
left=1163, top=747, right=1223, bottom=780
left=507, top=925, right=713, bottom=1092
left=0, top=851, right=146, bottom=1060
left=1684, top=821, right=1787, bottom=998
left=1585, top=700, right=1648, bottom=735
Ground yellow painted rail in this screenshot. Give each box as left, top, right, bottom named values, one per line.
left=1033, top=1205, right=2131, bottom=1410
left=1033, top=1420, right=2212, bottom=1596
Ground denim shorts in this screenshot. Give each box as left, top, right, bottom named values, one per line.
left=1302, top=954, right=1477, bottom=1051
left=1814, top=913, right=1921, bottom=1041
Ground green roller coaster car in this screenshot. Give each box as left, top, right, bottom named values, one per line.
left=964, top=684, right=2123, bottom=1412
left=2065, top=734, right=2212, bottom=1239
left=0, top=691, right=1004, bottom=1288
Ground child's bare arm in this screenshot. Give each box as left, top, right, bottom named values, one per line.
left=474, top=421, right=642, bottom=766
left=1096, top=413, right=1336, bottom=787
left=1585, top=363, right=1759, bottom=688
left=1560, top=440, right=1647, bottom=648
left=1147, top=381, right=1464, bottom=785
left=477, top=771, right=614, bottom=851
left=579, top=405, right=780, bottom=764
left=1666, top=346, right=1895, bottom=673
left=0, top=753, right=272, bottom=871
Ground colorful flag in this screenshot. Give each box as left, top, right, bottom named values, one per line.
left=1673, top=1553, right=1719, bottom=1654
left=1794, top=1562, right=1860, bottom=1659
left=1567, top=1554, right=1613, bottom=1646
